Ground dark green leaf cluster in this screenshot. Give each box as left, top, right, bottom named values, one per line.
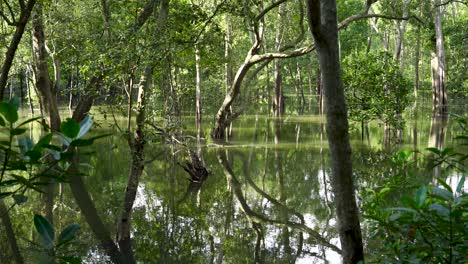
left=34, top=214, right=81, bottom=263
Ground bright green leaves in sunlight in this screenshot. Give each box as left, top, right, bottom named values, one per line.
left=34, top=214, right=81, bottom=263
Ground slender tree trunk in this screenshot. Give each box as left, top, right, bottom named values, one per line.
left=100, top=0, right=111, bottom=41
left=296, top=61, right=306, bottom=114
left=195, top=44, right=202, bottom=134
left=224, top=16, right=233, bottom=96
left=306, top=1, right=364, bottom=263
left=393, top=0, right=408, bottom=70
left=117, top=71, right=149, bottom=264
left=32, top=4, right=61, bottom=131
left=19, top=71, right=25, bottom=105
left=31, top=3, right=60, bottom=227
left=316, top=66, right=323, bottom=115
left=414, top=26, right=420, bottom=99
left=273, top=5, right=285, bottom=117
left=0, top=0, right=37, bottom=100
left=26, top=66, right=34, bottom=115
left=432, top=0, right=448, bottom=114
left=117, top=1, right=169, bottom=260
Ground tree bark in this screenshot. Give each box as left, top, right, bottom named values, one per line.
left=32, top=3, right=61, bottom=131
left=0, top=0, right=37, bottom=100
left=116, top=0, right=169, bottom=261
left=432, top=0, right=448, bottom=114
left=306, top=0, right=364, bottom=263
left=273, top=4, right=285, bottom=117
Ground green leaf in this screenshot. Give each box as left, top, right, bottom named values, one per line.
left=34, top=133, right=53, bottom=150
left=0, top=192, right=14, bottom=199
left=12, top=194, right=28, bottom=205
left=70, top=133, right=112, bottom=147
left=34, top=214, right=55, bottom=249
left=25, top=150, right=42, bottom=163
left=10, top=128, right=27, bottom=135
left=429, top=203, right=450, bottom=216
left=69, top=139, right=93, bottom=147
left=401, top=196, right=418, bottom=209
left=426, top=147, right=441, bottom=155
left=456, top=175, right=465, bottom=194
left=10, top=175, right=43, bottom=193
left=430, top=186, right=453, bottom=201
left=436, top=178, right=453, bottom=193
left=415, top=186, right=427, bottom=208
left=0, top=102, right=18, bottom=123
left=0, top=180, right=18, bottom=187
left=388, top=212, right=402, bottom=222
left=378, top=187, right=391, bottom=197
left=77, top=115, right=93, bottom=139
left=59, top=256, right=81, bottom=264
left=57, top=224, right=80, bottom=247
left=0, top=116, right=5, bottom=126
left=60, top=119, right=80, bottom=139
left=17, top=116, right=43, bottom=128
left=386, top=207, right=418, bottom=214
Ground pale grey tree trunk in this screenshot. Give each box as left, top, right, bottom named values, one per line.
left=195, top=44, right=202, bottom=135
left=306, top=0, right=364, bottom=263
left=432, top=0, right=448, bottom=114
left=32, top=3, right=61, bottom=132
left=273, top=4, right=285, bottom=117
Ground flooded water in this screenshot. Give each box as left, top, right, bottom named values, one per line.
left=1, top=95, right=465, bottom=263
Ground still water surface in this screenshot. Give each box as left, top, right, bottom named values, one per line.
left=3, top=97, right=465, bottom=263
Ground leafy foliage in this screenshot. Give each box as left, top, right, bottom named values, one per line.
left=33, top=214, right=81, bottom=263
left=363, top=117, right=467, bottom=263
left=342, top=51, right=412, bottom=128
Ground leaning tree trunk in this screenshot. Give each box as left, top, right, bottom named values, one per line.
left=0, top=0, right=37, bottom=100
left=306, top=0, right=364, bottom=263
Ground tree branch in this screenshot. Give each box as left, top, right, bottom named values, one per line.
left=0, top=10, right=14, bottom=25
left=250, top=45, right=315, bottom=64
left=255, top=0, right=288, bottom=21
left=194, top=0, right=227, bottom=44
left=2, top=0, right=16, bottom=24
left=338, top=13, right=422, bottom=29
left=436, top=0, right=467, bottom=7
